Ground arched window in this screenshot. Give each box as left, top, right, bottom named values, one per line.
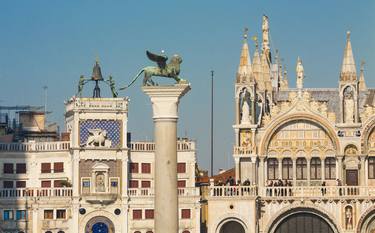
left=146, top=231, right=153, bottom=233
left=310, top=158, right=321, bottom=180
left=45, top=231, right=52, bottom=233
left=134, top=231, right=141, bottom=233
left=325, top=157, right=336, bottom=180
left=182, top=231, right=191, bottom=233
left=267, top=158, right=278, bottom=180
left=57, top=231, right=65, bottom=233
left=282, top=158, right=293, bottom=180
left=369, top=157, right=375, bottom=179
left=296, top=158, right=307, bottom=180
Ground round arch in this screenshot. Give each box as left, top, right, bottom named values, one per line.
left=259, top=113, right=340, bottom=155
left=215, top=216, right=248, bottom=233
left=266, top=207, right=340, bottom=233
left=79, top=210, right=119, bottom=233
left=357, top=206, right=375, bottom=233
left=361, top=116, right=375, bottom=154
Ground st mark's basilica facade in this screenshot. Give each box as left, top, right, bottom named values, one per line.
left=0, top=15, right=375, bottom=233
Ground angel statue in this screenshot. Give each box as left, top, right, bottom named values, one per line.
left=120, top=50, right=186, bottom=90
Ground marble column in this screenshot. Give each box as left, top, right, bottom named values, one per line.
left=259, top=157, right=265, bottom=187
left=143, top=84, right=191, bottom=233
left=360, top=155, right=366, bottom=186
left=292, top=158, right=297, bottom=186
left=337, top=155, right=344, bottom=181
left=278, top=158, right=282, bottom=180
left=321, top=157, right=326, bottom=181
left=307, top=158, right=311, bottom=184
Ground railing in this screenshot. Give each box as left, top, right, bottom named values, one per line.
left=0, top=141, right=70, bottom=152
left=209, top=186, right=258, bottom=197
left=128, top=187, right=200, bottom=197
left=0, top=188, right=73, bottom=198
left=233, top=146, right=252, bottom=155
left=262, top=186, right=375, bottom=198
left=130, top=140, right=195, bottom=152
left=208, top=185, right=375, bottom=198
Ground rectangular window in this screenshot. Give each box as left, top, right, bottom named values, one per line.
left=41, top=180, right=51, bottom=188
left=16, top=163, right=26, bottom=174
left=3, top=181, right=13, bottom=188
left=3, top=210, right=13, bottom=220
left=111, top=181, right=118, bottom=187
left=56, top=209, right=66, bottom=219
left=54, top=162, right=64, bottom=173
left=3, top=163, right=13, bottom=174
left=129, top=180, right=138, bottom=188
left=41, top=163, right=51, bottom=173
left=177, top=163, right=186, bottom=173
left=181, top=209, right=191, bottom=219
left=16, top=210, right=26, bottom=220
left=44, top=210, right=53, bottom=219
left=141, top=180, right=151, bottom=188
left=130, top=163, right=138, bottom=173
left=16, top=181, right=26, bottom=188
left=82, top=180, right=90, bottom=187
left=133, top=209, right=142, bottom=220
left=145, top=209, right=154, bottom=219
left=178, top=180, right=186, bottom=188
left=54, top=180, right=63, bottom=188
left=141, top=163, right=151, bottom=173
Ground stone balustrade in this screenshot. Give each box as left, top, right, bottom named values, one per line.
left=130, top=140, right=196, bottom=152
left=208, top=185, right=375, bottom=199
left=0, top=140, right=195, bottom=152
left=128, top=187, right=200, bottom=197
left=0, top=141, right=70, bottom=152
left=0, top=188, right=73, bottom=199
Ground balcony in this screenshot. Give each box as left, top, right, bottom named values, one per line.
left=130, top=140, right=196, bottom=152
left=0, top=141, right=70, bottom=152
left=208, top=185, right=375, bottom=199
left=127, top=187, right=200, bottom=197
left=0, top=188, right=72, bottom=199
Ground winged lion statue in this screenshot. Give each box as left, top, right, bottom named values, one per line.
left=120, top=50, right=185, bottom=90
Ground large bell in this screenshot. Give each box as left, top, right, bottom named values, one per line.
left=91, top=61, right=104, bottom=81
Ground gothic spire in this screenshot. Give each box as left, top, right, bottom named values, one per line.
left=236, top=28, right=253, bottom=83
left=262, top=15, right=271, bottom=63
left=252, top=37, right=263, bottom=89
left=340, top=31, right=357, bottom=82
left=359, top=60, right=367, bottom=91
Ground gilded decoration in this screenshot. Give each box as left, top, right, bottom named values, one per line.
left=240, top=129, right=252, bottom=148
left=267, top=120, right=335, bottom=157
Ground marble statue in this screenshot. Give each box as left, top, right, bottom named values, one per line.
left=241, top=100, right=251, bottom=124
left=96, top=173, right=105, bottom=192
left=296, top=57, right=304, bottom=89
left=345, top=207, right=353, bottom=229
left=344, top=86, right=355, bottom=123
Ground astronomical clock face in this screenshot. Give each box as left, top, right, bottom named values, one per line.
left=79, top=120, right=121, bottom=148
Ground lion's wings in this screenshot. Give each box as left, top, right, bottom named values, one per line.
left=146, top=50, right=168, bottom=69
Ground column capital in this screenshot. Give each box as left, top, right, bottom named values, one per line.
left=142, top=84, right=191, bottom=120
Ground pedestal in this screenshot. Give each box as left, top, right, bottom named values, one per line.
left=142, top=84, right=191, bottom=233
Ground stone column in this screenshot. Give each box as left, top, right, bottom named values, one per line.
left=321, top=157, right=325, bottom=181
left=292, top=158, right=297, bottom=186
left=142, top=84, right=191, bottom=233
left=337, top=155, right=344, bottom=181
left=278, top=158, right=282, bottom=180
left=259, top=157, right=265, bottom=187
left=234, top=157, right=240, bottom=181
left=360, top=155, right=366, bottom=186
left=235, top=97, right=240, bottom=125
left=307, top=158, right=311, bottom=184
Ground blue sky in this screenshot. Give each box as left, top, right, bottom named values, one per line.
left=0, top=1, right=374, bottom=172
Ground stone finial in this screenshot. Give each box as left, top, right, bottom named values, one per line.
left=359, top=60, right=367, bottom=91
